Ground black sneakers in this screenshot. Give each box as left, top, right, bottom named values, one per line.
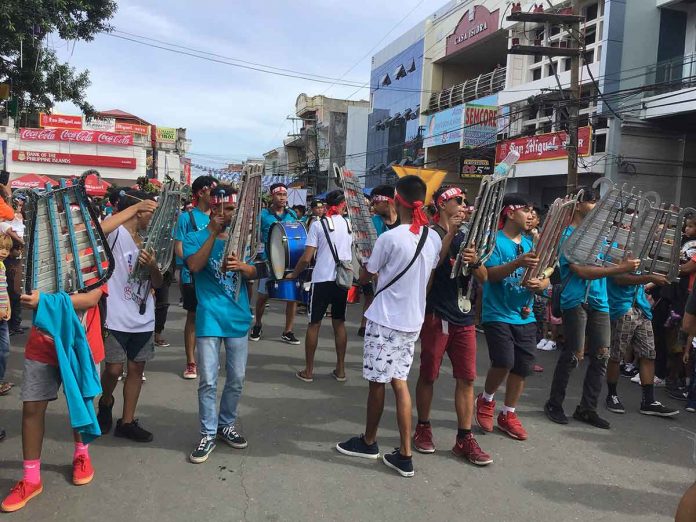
left=544, top=401, right=568, bottom=424
left=281, top=331, right=300, bottom=345
left=114, top=419, right=153, bottom=442
left=382, top=449, right=414, bottom=478
left=190, top=436, right=216, bottom=464
left=605, top=395, right=626, bottom=414
left=640, top=401, right=679, bottom=417
left=336, top=435, right=380, bottom=459
left=357, top=327, right=366, bottom=338
left=217, top=426, right=248, bottom=449
left=97, top=398, right=114, bottom=434
left=249, top=325, right=262, bottom=342
left=573, top=407, right=610, bottom=429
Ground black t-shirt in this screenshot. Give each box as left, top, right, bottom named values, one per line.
left=425, top=224, right=476, bottom=326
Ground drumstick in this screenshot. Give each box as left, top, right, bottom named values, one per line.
left=119, top=190, right=144, bottom=202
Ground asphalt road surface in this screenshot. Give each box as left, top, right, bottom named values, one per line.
left=1, top=296, right=694, bottom=521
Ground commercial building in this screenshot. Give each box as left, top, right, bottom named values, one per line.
left=0, top=109, right=190, bottom=189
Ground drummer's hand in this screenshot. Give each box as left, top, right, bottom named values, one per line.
left=135, top=200, right=157, bottom=214
left=460, top=246, right=478, bottom=265
left=223, top=253, right=244, bottom=272
left=138, top=249, right=157, bottom=268
left=21, top=291, right=40, bottom=310
left=524, top=277, right=546, bottom=291
left=207, top=214, right=225, bottom=234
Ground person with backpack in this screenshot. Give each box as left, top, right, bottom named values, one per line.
left=174, top=175, right=217, bottom=380
left=288, top=190, right=352, bottom=383
left=336, top=175, right=442, bottom=478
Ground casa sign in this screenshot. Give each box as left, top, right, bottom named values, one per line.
left=446, top=5, right=500, bottom=56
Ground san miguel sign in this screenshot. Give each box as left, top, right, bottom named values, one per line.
left=495, top=126, right=593, bottom=164
left=19, top=128, right=134, bottom=146
left=446, top=5, right=500, bottom=56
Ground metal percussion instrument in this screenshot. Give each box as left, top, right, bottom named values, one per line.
left=451, top=150, right=520, bottom=312
left=267, top=221, right=307, bottom=280
left=266, top=278, right=303, bottom=302
left=21, top=173, right=114, bottom=295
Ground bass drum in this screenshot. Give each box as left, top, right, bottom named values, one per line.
left=268, top=221, right=307, bottom=280
left=266, top=278, right=302, bottom=302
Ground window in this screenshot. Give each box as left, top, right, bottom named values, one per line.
left=563, top=58, right=571, bottom=71
left=533, top=68, right=542, bottom=81
left=585, top=3, right=598, bottom=22
left=593, top=133, right=607, bottom=154
left=585, top=26, right=597, bottom=46
left=584, top=50, right=594, bottom=64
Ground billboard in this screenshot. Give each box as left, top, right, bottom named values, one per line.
left=423, top=105, right=463, bottom=148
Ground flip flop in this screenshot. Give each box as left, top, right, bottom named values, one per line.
left=533, top=364, right=544, bottom=373
left=331, top=370, right=347, bottom=382
left=154, top=339, right=170, bottom=347
left=295, top=370, right=313, bottom=383
left=0, top=382, right=14, bottom=396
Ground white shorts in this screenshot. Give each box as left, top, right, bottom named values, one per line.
left=362, top=320, right=419, bottom=383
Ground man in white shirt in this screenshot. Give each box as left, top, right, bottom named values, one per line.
left=288, top=190, right=352, bottom=383
left=336, top=175, right=441, bottom=478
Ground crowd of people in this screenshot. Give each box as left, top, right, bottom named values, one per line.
left=1, top=172, right=695, bottom=513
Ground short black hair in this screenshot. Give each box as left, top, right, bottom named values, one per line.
left=577, top=186, right=598, bottom=203
left=117, top=190, right=154, bottom=212
left=395, top=175, right=426, bottom=204
left=325, top=190, right=345, bottom=207
left=502, top=193, right=531, bottom=208
left=108, top=190, right=121, bottom=206
left=292, top=205, right=306, bottom=214
left=371, top=184, right=395, bottom=199
left=192, top=175, right=217, bottom=194
left=269, top=182, right=287, bottom=194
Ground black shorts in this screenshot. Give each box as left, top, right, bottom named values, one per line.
left=361, top=283, right=375, bottom=298
left=182, top=283, right=197, bottom=312
left=309, top=281, right=348, bottom=324
left=483, top=322, right=537, bottom=378
left=687, top=289, right=696, bottom=316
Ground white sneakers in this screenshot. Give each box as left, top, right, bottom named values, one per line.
left=630, top=374, right=665, bottom=386
left=536, top=339, right=557, bottom=351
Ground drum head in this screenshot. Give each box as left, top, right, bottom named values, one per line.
left=268, top=223, right=287, bottom=280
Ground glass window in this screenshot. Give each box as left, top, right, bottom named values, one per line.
left=533, top=68, right=542, bottom=81
left=585, top=3, right=598, bottom=21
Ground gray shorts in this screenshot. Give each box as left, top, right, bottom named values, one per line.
left=21, top=359, right=62, bottom=402
left=105, top=330, right=154, bottom=364
left=610, top=307, right=656, bottom=362
left=257, top=277, right=269, bottom=296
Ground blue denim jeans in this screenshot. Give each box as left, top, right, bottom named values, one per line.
left=197, top=336, right=248, bottom=437
left=0, top=320, right=8, bottom=381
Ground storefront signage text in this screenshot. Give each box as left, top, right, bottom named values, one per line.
left=19, top=128, right=134, bottom=146
left=446, top=6, right=500, bottom=56
left=12, top=150, right=136, bottom=169
left=495, top=126, right=592, bottom=163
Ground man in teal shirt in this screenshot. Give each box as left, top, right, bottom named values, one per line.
left=250, top=183, right=300, bottom=345
left=546, top=188, right=640, bottom=429
left=174, top=175, right=216, bottom=380
left=184, top=186, right=255, bottom=464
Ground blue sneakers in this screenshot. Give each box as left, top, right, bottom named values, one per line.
left=336, top=435, right=380, bottom=459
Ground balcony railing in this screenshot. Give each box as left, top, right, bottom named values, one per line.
left=425, top=67, right=506, bottom=114
left=643, top=53, right=696, bottom=97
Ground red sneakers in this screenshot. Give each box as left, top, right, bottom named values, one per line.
left=413, top=423, right=435, bottom=453
left=72, top=454, right=94, bottom=486
left=497, top=411, right=528, bottom=440
left=452, top=433, right=493, bottom=466
left=475, top=393, right=495, bottom=432
left=1, top=481, right=43, bottom=512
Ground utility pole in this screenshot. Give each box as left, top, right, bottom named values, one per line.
left=313, top=118, right=320, bottom=194
left=566, top=0, right=581, bottom=192
left=506, top=3, right=584, bottom=193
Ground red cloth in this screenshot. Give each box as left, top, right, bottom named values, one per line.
left=498, top=204, right=526, bottom=230
left=25, top=284, right=108, bottom=366
left=395, top=193, right=428, bottom=234
left=326, top=202, right=346, bottom=217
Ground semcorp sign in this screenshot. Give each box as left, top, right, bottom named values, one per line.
left=446, top=5, right=500, bottom=56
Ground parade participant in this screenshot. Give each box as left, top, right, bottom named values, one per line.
left=0, top=233, right=11, bottom=396
left=303, top=199, right=325, bottom=229
left=357, top=185, right=400, bottom=337
left=413, top=186, right=492, bottom=466
left=545, top=188, right=640, bottom=429
left=474, top=194, right=550, bottom=441
left=336, top=175, right=441, bottom=478
left=183, top=186, right=254, bottom=463
left=6, top=239, right=24, bottom=336
left=174, top=175, right=217, bottom=380
left=251, top=183, right=300, bottom=345
left=96, top=191, right=162, bottom=443
left=605, top=273, right=678, bottom=417
left=290, top=190, right=352, bottom=383
left=292, top=205, right=306, bottom=221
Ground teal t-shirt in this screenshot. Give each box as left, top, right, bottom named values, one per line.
left=258, top=208, right=297, bottom=260
left=482, top=230, right=536, bottom=325
left=606, top=279, right=652, bottom=321
left=182, top=229, right=253, bottom=338
left=559, top=226, right=609, bottom=312
left=175, top=207, right=210, bottom=284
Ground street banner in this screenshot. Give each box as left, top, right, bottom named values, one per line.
left=423, top=106, right=463, bottom=148
left=39, top=113, right=82, bottom=130
left=156, top=127, right=177, bottom=143
left=461, top=102, right=498, bottom=148
left=115, top=122, right=149, bottom=135
left=12, top=150, right=136, bottom=169
left=84, top=117, right=116, bottom=132
left=19, top=127, right=134, bottom=146
left=495, top=126, right=592, bottom=163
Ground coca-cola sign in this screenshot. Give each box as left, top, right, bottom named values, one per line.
left=19, top=127, right=134, bottom=146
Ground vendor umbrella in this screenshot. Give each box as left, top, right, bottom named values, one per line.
left=83, top=174, right=111, bottom=197
left=10, top=174, right=58, bottom=189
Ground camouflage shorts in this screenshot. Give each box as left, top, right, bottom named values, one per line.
left=610, top=307, right=656, bottom=361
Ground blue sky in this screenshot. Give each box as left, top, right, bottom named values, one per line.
left=54, top=0, right=444, bottom=168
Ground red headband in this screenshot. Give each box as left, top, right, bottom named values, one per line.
left=271, top=186, right=287, bottom=195
left=372, top=195, right=394, bottom=204
left=395, top=193, right=429, bottom=234
left=436, top=187, right=463, bottom=206
left=210, top=193, right=237, bottom=205
left=326, top=201, right=346, bottom=217
left=498, top=204, right=526, bottom=230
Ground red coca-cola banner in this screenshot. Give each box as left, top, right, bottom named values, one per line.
left=19, top=127, right=134, bottom=146
left=495, top=126, right=592, bottom=164
left=39, top=113, right=83, bottom=130
left=12, top=150, right=136, bottom=169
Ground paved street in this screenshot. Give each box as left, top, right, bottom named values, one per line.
left=1, top=296, right=695, bottom=522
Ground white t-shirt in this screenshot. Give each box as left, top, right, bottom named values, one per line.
left=0, top=215, right=25, bottom=238
left=305, top=216, right=352, bottom=284
left=105, top=225, right=155, bottom=333
left=365, top=225, right=442, bottom=332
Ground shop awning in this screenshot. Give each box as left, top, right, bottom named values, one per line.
left=10, top=174, right=58, bottom=189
